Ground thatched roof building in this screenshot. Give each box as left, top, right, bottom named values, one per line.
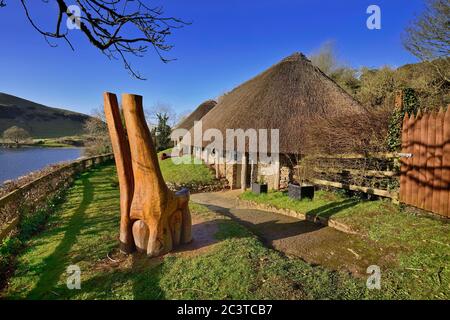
left=187, top=52, right=364, bottom=154
left=174, top=99, right=217, bottom=131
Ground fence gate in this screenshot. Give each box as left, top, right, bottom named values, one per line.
left=400, top=108, right=450, bottom=218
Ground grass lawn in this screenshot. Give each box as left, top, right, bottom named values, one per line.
left=158, top=150, right=216, bottom=186
left=240, top=190, right=450, bottom=299
left=0, top=164, right=369, bottom=299
left=1, top=164, right=448, bottom=299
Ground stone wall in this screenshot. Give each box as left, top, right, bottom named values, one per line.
left=225, top=163, right=238, bottom=189
left=257, top=162, right=277, bottom=190
left=279, top=166, right=291, bottom=189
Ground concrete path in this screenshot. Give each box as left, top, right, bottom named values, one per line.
left=191, top=191, right=390, bottom=276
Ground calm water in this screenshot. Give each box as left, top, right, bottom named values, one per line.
left=0, top=147, right=83, bottom=184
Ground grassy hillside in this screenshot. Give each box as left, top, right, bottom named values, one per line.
left=0, top=93, right=92, bottom=138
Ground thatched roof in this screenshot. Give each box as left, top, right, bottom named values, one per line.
left=186, top=52, right=365, bottom=154
left=174, top=99, right=216, bottom=131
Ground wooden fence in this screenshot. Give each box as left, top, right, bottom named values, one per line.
left=0, top=153, right=114, bottom=241
left=400, top=108, right=450, bottom=218
left=305, top=153, right=400, bottom=201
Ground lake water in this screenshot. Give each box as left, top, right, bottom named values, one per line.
left=0, top=147, right=83, bottom=184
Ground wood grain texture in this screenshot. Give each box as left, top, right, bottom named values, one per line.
left=120, top=93, right=192, bottom=257
left=104, top=93, right=135, bottom=253
left=443, top=108, right=450, bottom=217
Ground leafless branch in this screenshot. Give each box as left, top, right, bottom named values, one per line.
left=403, top=0, right=450, bottom=82
left=13, top=0, right=189, bottom=79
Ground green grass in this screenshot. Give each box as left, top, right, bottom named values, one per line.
left=1, top=165, right=449, bottom=299
left=240, top=190, right=450, bottom=299
left=0, top=164, right=370, bottom=300
left=158, top=149, right=215, bottom=186
left=240, top=190, right=357, bottom=219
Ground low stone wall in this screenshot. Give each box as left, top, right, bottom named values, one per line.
left=0, top=154, right=114, bottom=241
left=236, top=198, right=359, bottom=235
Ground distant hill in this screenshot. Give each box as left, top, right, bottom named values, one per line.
left=0, top=93, right=92, bottom=138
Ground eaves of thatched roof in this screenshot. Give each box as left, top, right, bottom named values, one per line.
left=174, top=99, right=217, bottom=131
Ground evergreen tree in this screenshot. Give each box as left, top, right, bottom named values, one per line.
left=155, top=112, right=172, bottom=151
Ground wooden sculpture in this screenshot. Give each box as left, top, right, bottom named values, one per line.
left=104, top=93, right=192, bottom=257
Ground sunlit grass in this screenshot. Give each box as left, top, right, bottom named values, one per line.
left=240, top=190, right=450, bottom=299
left=2, top=163, right=449, bottom=299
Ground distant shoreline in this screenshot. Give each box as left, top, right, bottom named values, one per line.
left=0, top=143, right=81, bottom=149
left=0, top=136, right=85, bottom=149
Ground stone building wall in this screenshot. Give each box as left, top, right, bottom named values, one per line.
left=257, top=162, right=277, bottom=190
left=225, top=163, right=238, bottom=189
left=279, top=166, right=291, bottom=189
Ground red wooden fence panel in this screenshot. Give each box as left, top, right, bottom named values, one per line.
left=400, top=109, right=450, bottom=218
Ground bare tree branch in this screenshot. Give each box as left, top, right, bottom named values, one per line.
left=403, top=0, right=450, bottom=82
left=6, top=0, right=189, bottom=79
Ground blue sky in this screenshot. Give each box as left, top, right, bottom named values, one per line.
left=0, top=0, right=425, bottom=116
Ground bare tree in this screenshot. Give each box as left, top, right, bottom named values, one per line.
left=83, top=106, right=111, bottom=156
left=145, top=101, right=178, bottom=127
left=3, top=126, right=31, bottom=144
left=310, top=41, right=339, bottom=76
left=310, top=41, right=360, bottom=96
left=2, top=0, right=188, bottom=79
left=403, top=0, right=450, bottom=82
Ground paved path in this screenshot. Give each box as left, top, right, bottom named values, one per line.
left=191, top=191, right=388, bottom=276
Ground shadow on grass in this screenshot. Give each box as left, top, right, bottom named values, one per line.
left=26, top=173, right=94, bottom=299
left=60, top=218, right=239, bottom=300
left=305, top=198, right=360, bottom=219
left=198, top=198, right=359, bottom=245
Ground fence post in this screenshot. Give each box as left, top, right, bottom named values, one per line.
left=411, top=111, right=422, bottom=207
left=400, top=114, right=409, bottom=202
left=432, top=110, right=443, bottom=214
left=425, top=112, right=436, bottom=212
left=405, top=114, right=415, bottom=205
left=418, top=113, right=429, bottom=208
left=437, top=108, right=446, bottom=216
left=445, top=108, right=450, bottom=218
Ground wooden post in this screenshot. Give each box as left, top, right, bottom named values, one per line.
left=273, top=160, right=280, bottom=190
left=250, top=158, right=254, bottom=186
left=425, top=113, right=436, bottom=212
left=418, top=113, right=428, bottom=208
left=241, top=153, right=247, bottom=191
left=406, top=114, right=415, bottom=206
left=411, top=111, right=421, bottom=207
left=436, top=108, right=446, bottom=216
left=215, top=152, right=220, bottom=179
left=432, top=110, right=444, bottom=214
left=400, top=114, right=409, bottom=203
left=443, top=107, right=450, bottom=217
left=442, top=106, right=450, bottom=218
left=104, top=93, right=135, bottom=253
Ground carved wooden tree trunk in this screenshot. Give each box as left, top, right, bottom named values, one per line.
left=104, top=93, right=192, bottom=257
left=103, top=93, right=135, bottom=253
